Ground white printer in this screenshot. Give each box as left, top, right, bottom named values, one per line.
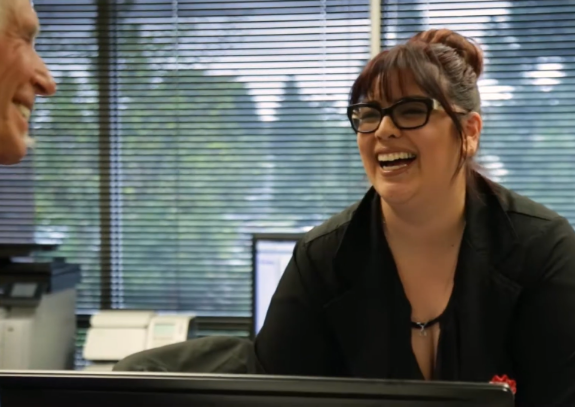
left=0, top=243, right=81, bottom=370
left=83, top=310, right=197, bottom=371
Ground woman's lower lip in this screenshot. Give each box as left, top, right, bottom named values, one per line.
left=378, top=159, right=415, bottom=176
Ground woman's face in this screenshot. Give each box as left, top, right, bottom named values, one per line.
left=356, top=78, right=480, bottom=207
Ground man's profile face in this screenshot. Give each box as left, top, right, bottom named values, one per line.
left=0, top=0, right=56, bottom=165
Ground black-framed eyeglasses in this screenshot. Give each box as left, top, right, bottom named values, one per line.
left=347, top=96, right=445, bottom=133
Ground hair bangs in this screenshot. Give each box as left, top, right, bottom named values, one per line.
left=349, top=42, right=449, bottom=108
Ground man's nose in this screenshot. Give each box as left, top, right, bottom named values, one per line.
left=374, top=115, right=400, bottom=140
left=32, top=54, right=56, bottom=96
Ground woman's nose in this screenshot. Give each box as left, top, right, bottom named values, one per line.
left=374, top=115, right=400, bottom=140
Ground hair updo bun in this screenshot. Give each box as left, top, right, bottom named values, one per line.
left=409, top=29, right=484, bottom=78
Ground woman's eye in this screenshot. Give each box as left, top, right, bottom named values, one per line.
left=361, top=113, right=379, bottom=121
left=354, top=109, right=379, bottom=121
left=400, top=109, right=425, bottom=115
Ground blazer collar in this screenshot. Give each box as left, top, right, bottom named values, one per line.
left=464, top=175, right=518, bottom=264
left=325, top=175, right=523, bottom=380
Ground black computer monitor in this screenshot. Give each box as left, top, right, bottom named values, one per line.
left=0, top=371, right=514, bottom=407
left=251, top=233, right=304, bottom=338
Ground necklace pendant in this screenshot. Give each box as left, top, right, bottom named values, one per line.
left=414, top=322, right=427, bottom=337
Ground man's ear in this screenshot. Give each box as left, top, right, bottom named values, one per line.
left=463, top=112, right=482, bottom=158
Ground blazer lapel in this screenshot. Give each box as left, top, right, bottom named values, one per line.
left=324, top=282, right=391, bottom=378
left=456, top=180, right=523, bottom=382
left=455, top=241, right=522, bottom=381
left=324, top=188, right=393, bottom=379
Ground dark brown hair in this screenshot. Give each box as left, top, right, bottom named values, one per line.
left=349, top=29, right=484, bottom=178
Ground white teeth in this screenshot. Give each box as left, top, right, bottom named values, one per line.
left=377, top=152, right=416, bottom=162
left=11, top=103, right=34, bottom=147
left=14, top=103, right=31, bottom=120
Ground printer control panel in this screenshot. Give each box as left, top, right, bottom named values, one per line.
left=9, top=283, right=39, bottom=298
left=0, top=282, right=44, bottom=306
left=146, top=316, right=192, bottom=349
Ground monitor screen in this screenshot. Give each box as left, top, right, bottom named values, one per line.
left=252, top=233, right=303, bottom=336
left=0, top=371, right=514, bottom=407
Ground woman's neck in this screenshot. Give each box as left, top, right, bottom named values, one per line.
left=382, top=178, right=467, bottom=248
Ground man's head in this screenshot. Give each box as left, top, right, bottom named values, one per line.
left=0, top=0, right=56, bottom=165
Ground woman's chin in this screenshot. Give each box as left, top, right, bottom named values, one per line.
left=374, top=180, right=418, bottom=206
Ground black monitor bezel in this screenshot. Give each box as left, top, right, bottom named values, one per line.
left=250, top=233, right=305, bottom=339
left=0, top=371, right=513, bottom=406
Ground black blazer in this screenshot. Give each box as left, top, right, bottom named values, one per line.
left=255, top=174, right=575, bottom=405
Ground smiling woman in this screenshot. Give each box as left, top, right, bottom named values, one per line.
left=255, top=28, right=575, bottom=405
left=0, top=0, right=56, bottom=165
left=349, top=29, right=483, bottom=209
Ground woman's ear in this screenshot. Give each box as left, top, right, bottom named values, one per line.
left=463, top=112, right=482, bottom=158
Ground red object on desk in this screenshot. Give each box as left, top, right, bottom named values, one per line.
left=490, top=374, right=517, bottom=395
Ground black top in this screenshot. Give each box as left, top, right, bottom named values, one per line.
left=254, top=173, right=575, bottom=406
